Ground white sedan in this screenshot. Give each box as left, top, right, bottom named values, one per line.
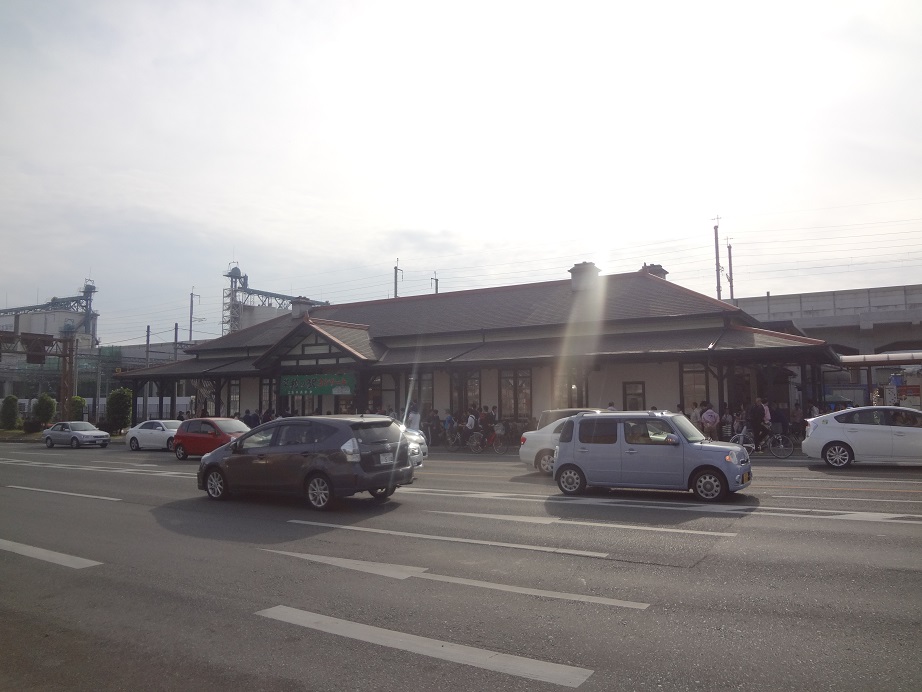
left=519, top=418, right=570, bottom=474
left=802, top=405, right=922, bottom=468
left=125, top=420, right=182, bottom=452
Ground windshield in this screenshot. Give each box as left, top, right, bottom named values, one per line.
left=352, top=420, right=402, bottom=444
left=671, top=415, right=705, bottom=442
left=162, top=421, right=181, bottom=430
left=70, top=422, right=97, bottom=431
left=215, top=419, right=251, bottom=433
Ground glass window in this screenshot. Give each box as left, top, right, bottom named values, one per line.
left=625, top=418, right=675, bottom=445
left=888, top=409, right=922, bottom=427
left=623, top=382, right=645, bottom=411
left=836, top=410, right=883, bottom=425
left=500, top=368, right=532, bottom=423
left=229, top=379, right=240, bottom=417
left=241, top=428, right=275, bottom=451
left=466, top=371, right=481, bottom=410
left=578, top=418, right=619, bottom=444
left=185, top=420, right=202, bottom=434
left=682, top=366, right=706, bottom=410
left=419, top=372, right=433, bottom=416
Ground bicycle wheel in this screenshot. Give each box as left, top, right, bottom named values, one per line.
left=493, top=438, right=508, bottom=455
left=468, top=432, right=484, bottom=454
left=730, top=433, right=755, bottom=455
left=768, top=434, right=794, bottom=458
left=447, top=432, right=460, bottom=451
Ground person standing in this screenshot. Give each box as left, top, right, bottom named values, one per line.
left=748, top=398, right=767, bottom=450
left=690, top=402, right=701, bottom=430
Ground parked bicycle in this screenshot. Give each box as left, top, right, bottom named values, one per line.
left=730, top=424, right=794, bottom=458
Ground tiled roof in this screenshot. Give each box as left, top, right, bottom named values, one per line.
left=190, top=269, right=742, bottom=355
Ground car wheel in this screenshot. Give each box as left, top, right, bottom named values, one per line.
left=369, top=486, right=396, bottom=501
left=44, top=437, right=54, bottom=448
left=175, top=444, right=188, bottom=460
left=536, top=450, right=555, bottom=475
left=204, top=468, right=229, bottom=500
left=70, top=437, right=81, bottom=449
left=692, top=469, right=728, bottom=502
left=129, top=437, right=140, bottom=451
left=556, top=465, right=587, bottom=496
left=822, top=442, right=854, bottom=468
left=166, top=437, right=175, bottom=452
left=306, top=474, right=334, bottom=511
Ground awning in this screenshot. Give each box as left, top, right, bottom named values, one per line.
left=838, top=352, right=922, bottom=366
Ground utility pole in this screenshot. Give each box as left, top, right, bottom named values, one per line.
left=431, top=272, right=439, bottom=294
left=394, top=259, right=403, bottom=299
left=726, top=240, right=735, bottom=301
left=189, top=289, right=200, bottom=341
left=143, top=325, right=150, bottom=420
left=712, top=215, right=722, bottom=300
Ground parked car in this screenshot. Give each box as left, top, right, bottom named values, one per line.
left=174, top=417, right=250, bottom=459
left=401, top=425, right=428, bottom=466
left=125, top=419, right=182, bottom=452
left=801, top=406, right=922, bottom=468
left=536, top=408, right=602, bottom=430
left=42, top=421, right=110, bottom=449
left=520, top=418, right=570, bottom=474
left=553, top=411, right=752, bottom=502
left=196, top=415, right=417, bottom=510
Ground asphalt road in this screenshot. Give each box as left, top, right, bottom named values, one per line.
left=1, top=443, right=920, bottom=691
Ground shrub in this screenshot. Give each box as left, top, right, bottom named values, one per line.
left=22, top=419, right=45, bottom=434
left=106, top=388, right=133, bottom=431
left=67, top=396, right=87, bottom=421
left=33, top=393, right=57, bottom=425
left=1, top=395, right=18, bottom=430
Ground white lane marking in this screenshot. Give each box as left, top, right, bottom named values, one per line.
left=400, top=487, right=922, bottom=524
left=773, top=495, right=922, bottom=504
left=89, top=461, right=161, bottom=467
left=6, top=486, right=121, bottom=501
left=287, top=520, right=607, bottom=558
left=0, top=459, right=195, bottom=478
left=0, top=538, right=102, bottom=569
left=256, top=606, right=594, bottom=687
left=263, top=550, right=649, bottom=610
left=429, top=511, right=737, bottom=537
left=793, top=477, right=922, bottom=484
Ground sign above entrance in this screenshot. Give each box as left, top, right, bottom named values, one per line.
left=281, top=373, right=356, bottom=396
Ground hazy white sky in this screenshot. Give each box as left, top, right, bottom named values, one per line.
left=1, top=0, right=920, bottom=345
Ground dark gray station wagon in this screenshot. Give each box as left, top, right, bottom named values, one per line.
left=196, top=415, right=417, bottom=510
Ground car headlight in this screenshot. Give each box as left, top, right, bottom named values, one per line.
left=724, top=450, right=741, bottom=465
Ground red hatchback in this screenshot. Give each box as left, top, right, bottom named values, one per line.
left=174, top=418, right=250, bottom=459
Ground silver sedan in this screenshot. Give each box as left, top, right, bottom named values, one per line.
left=124, top=419, right=182, bottom=451
left=42, top=421, right=110, bottom=449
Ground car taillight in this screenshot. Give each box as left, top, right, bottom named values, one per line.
left=340, top=438, right=361, bottom=462
left=520, top=435, right=527, bottom=445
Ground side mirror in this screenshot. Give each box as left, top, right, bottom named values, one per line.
left=664, top=434, right=680, bottom=446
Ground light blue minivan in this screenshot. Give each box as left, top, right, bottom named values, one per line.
left=553, top=411, right=752, bottom=502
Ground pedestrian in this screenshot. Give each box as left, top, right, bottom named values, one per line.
left=607, top=401, right=616, bottom=411
left=177, top=411, right=185, bottom=422
left=200, top=406, right=208, bottom=418
left=690, top=402, right=701, bottom=430
left=748, top=398, right=767, bottom=450
left=701, top=403, right=719, bottom=439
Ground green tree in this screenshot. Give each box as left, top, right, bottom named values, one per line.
left=1, top=395, right=18, bottom=429
left=33, top=393, right=57, bottom=425
left=67, top=396, right=87, bottom=421
left=106, top=388, right=133, bottom=431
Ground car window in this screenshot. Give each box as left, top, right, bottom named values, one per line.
left=53, top=423, right=65, bottom=431
left=887, top=410, right=922, bottom=427
left=71, top=422, right=95, bottom=431
left=836, top=410, right=884, bottom=425
left=577, top=418, right=619, bottom=444
left=241, top=428, right=275, bottom=451
left=352, top=421, right=401, bottom=445
left=140, top=422, right=155, bottom=430
left=559, top=419, right=574, bottom=443
left=671, top=415, right=705, bottom=442
left=163, top=421, right=181, bottom=430
left=625, top=419, right=675, bottom=445
left=185, top=420, right=202, bottom=434
left=200, top=423, right=217, bottom=436
left=215, top=419, right=251, bottom=434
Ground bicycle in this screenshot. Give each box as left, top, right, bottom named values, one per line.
left=467, top=422, right=508, bottom=454
left=730, top=424, right=794, bottom=458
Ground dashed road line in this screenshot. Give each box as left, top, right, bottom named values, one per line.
left=0, top=538, right=102, bottom=569
left=257, top=605, right=594, bottom=687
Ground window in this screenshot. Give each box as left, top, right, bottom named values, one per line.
left=366, top=375, right=382, bottom=413
left=578, top=418, right=619, bottom=444
left=625, top=418, right=675, bottom=445
left=419, top=372, right=433, bottom=416
left=229, top=379, right=240, bottom=417
left=241, top=428, right=275, bottom=450
left=500, top=368, right=532, bottom=422
left=466, top=371, right=481, bottom=409
left=682, top=365, right=706, bottom=409
left=888, top=409, right=922, bottom=427
left=623, top=382, right=645, bottom=411
left=836, top=410, right=883, bottom=425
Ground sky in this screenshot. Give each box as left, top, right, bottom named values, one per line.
left=1, top=0, right=920, bottom=347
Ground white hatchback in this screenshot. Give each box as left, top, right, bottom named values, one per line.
left=802, top=406, right=922, bottom=468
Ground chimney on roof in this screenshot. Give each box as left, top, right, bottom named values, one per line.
left=569, top=262, right=600, bottom=292
left=291, top=297, right=312, bottom=319
left=641, top=263, right=668, bottom=280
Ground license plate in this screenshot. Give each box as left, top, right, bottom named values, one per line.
left=742, top=472, right=752, bottom=483
left=379, top=452, right=394, bottom=465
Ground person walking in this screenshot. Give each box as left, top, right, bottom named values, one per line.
left=748, top=398, right=767, bottom=451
